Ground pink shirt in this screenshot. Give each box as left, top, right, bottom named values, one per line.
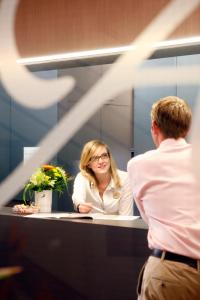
left=127, top=138, right=200, bottom=259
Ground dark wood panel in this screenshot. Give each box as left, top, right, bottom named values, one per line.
left=15, top=0, right=200, bottom=57
left=15, top=0, right=172, bottom=57
left=173, top=7, right=200, bottom=38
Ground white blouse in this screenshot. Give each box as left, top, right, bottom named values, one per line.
left=72, top=170, right=133, bottom=215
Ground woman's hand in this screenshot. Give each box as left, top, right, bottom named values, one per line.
left=78, top=203, right=93, bottom=213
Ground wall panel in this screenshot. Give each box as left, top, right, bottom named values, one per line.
left=133, top=57, right=177, bottom=155
left=0, top=85, right=11, bottom=183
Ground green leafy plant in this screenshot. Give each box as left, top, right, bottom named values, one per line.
left=23, top=164, right=71, bottom=204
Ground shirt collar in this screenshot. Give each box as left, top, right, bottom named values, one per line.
left=90, top=177, right=115, bottom=190
left=159, top=138, right=188, bottom=150
left=107, top=178, right=115, bottom=190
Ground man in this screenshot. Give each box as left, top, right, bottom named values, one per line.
left=127, top=96, right=200, bottom=300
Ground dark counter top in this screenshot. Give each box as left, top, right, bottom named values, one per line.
left=1, top=206, right=148, bottom=229
left=0, top=206, right=149, bottom=300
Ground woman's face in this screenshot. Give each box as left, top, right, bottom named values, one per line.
left=88, top=146, right=111, bottom=175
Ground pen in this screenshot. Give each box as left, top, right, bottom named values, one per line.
left=83, top=203, right=105, bottom=214
left=91, top=205, right=105, bottom=214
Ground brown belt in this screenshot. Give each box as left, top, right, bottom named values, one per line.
left=151, top=248, right=198, bottom=269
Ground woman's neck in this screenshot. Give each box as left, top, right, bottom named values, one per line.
left=95, top=172, right=111, bottom=198
left=95, top=172, right=111, bottom=184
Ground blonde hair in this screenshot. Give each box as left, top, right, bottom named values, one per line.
left=79, top=140, right=121, bottom=188
left=151, top=96, right=192, bottom=139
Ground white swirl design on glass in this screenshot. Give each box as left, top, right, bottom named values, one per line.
left=0, top=0, right=199, bottom=206
left=0, top=0, right=75, bottom=108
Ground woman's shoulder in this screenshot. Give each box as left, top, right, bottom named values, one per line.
left=75, top=172, right=88, bottom=182
left=117, top=169, right=127, bottom=175
left=116, top=169, right=128, bottom=181
left=74, top=172, right=92, bottom=189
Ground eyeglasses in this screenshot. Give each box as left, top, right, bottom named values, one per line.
left=90, top=152, right=109, bottom=163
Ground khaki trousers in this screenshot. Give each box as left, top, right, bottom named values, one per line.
left=137, top=256, right=200, bottom=300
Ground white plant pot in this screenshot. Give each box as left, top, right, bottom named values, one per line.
left=35, top=190, right=52, bottom=213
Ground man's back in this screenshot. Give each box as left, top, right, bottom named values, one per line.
left=128, top=96, right=200, bottom=300
left=128, top=138, right=200, bottom=259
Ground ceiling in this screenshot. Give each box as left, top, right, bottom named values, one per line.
left=15, top=0, right=200, bottom=58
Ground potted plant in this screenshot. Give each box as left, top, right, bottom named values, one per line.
left=23, top=164, right=71, bottom=212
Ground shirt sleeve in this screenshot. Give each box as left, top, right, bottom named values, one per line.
left=72, top=173, right=87, bottom=209
left=127, top=160, right=148, bottom=223
left=118, top=173, right=133, bottom=216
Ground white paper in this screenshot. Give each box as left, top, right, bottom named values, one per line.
left=24, top=212, right=140, bottom=221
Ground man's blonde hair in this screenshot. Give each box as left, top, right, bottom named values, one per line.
left=79, top=139, right=121, bottom=188
left=151, top=96, right=192, bottom=139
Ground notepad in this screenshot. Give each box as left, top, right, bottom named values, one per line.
left=24, top=212, right=140, bottom=221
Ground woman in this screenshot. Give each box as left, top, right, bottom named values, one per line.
left=72, top=140, right=133, bottom=215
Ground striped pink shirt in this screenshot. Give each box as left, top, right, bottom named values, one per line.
left=128, top=138, right=200, bottom=259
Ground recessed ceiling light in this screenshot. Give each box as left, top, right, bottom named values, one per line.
left=16, top=36, right=200, bottom=65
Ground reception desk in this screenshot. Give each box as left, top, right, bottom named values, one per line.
left=0, top=208, right=149, bottom=300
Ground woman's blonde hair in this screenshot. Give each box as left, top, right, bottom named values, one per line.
left=79, top=140, right=121, bottom=188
